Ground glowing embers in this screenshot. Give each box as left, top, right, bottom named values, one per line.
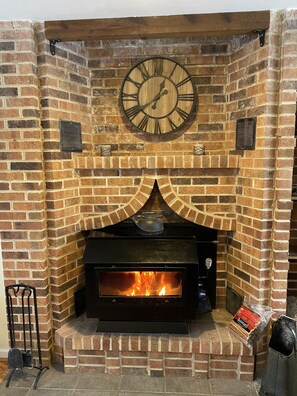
left=99, top=271, right=182, bottom=297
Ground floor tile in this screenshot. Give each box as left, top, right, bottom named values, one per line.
left=0, top=387, right=30, bottom=396
left=0, top=363, right=261, bottom=396
left=27, top=389, right=74, bottom=396
left=120, top=374, right=165, bottom=393
left=119, top=393, right=164, bottom=396
left=1, top=368, right=37, bottom=389
left=76, top=373, right=122, bottom=391
left=73, top=391, right=119, bottom=396
left=165, top=377, right=210, bottom=394
left=210, top=378, right=258, bottom=395
left=166, top=394, right=210, bottom=396
left=37, top=367, right=78, bottom=389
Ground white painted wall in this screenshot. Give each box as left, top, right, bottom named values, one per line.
left=0, top=243, right=9, bottom=358
left=0, top=0, right=296, bottom=21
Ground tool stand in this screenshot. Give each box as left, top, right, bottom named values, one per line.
left=5, top=284, right=48, bottom=389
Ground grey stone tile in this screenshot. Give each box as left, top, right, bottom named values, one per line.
left=119, top=393, right=164, bottom=396
left=210, top=378, right=258, bottom=395
left=1, top=368, right=36, bottom=389
left=120, top=375, right=165, bottom=393
left=73, top=391, right=119, bottom=396
left=166, top=394, right=209, bottom=396
left=0, top=386, right=30, bottom=396
left=165, top=377, right=210, bottom=394
left=1, top=368, right=260, bottom=396
left=36, top=367, right=78, bottom=389
left=76, top=373, right=122, bottom=391
left=27, top=389, right=74, bottom=396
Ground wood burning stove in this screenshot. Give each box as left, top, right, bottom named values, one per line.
left=82, top=222, right=217, bottom=333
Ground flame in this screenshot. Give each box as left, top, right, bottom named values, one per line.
left=99, top=270, right=182, bottom=297
left=159, top=286, right=166, bottom=296
left=128, top=271, right=163, bottom=296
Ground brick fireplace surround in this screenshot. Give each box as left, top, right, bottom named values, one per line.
left=1, top=9, right=297, bottom=380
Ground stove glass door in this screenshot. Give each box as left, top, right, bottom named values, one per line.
left=98, top=269, right=183, bottom=297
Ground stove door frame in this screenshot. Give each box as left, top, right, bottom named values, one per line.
left=85, top=263, right=198, bottom=322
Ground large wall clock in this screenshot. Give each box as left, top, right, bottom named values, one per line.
left=120, top=57, right=196, bottom=134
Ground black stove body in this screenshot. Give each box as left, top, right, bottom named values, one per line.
left=82, top=222, right=217, bottom=333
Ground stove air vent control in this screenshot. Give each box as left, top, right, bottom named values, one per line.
left=205, top=258, right=212, bottom=270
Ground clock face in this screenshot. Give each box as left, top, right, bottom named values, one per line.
left=120, top=57, right=196, bottom=134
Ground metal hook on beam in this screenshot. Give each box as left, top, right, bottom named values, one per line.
left=49, top=39, right=60, bottom=55
left=253, top=30, right=265, bottom=47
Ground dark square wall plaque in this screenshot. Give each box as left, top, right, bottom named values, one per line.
left=60, top=120, right=82, bottom=152
left=236, top=117, right=256, bottom=150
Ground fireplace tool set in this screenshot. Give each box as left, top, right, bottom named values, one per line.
left=5, top=283, right=48, bottom=389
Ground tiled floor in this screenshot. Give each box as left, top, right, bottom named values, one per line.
left=0, top=363, right=260, bottom=395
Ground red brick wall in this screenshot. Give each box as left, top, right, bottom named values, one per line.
left=0, top=21, right=52, bottom=363
left=87, top=37, right=230, bottom=155
left=224, top=10, right=297, bottom=314
left=225, top=22, right=280, bottom=307
left=0, top=22, right=92, bottom=362
left=282, top=10, right=297, bottom=297
left=1, top=11, right=297, bottom=365
left=36, top=25, right=92, bottom=357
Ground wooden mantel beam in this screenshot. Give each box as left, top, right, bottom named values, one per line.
left=44, top=11, right=270, bottom=42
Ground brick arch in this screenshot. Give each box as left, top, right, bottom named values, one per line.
left=156, top=176, right=236, bottom=231
left=80, top=175, right=236, bottom=231
left=80, top=176, right=156, bottom=230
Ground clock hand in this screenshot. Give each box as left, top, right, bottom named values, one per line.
left=159, top=79, right=166, bottom=90
left=140, top=80, right=167, bottom=110
left=140, top=96, right=159, bottom=110
left=151, top=89, right=168, bottom=109
left=140, top=88, right=167, bottom=110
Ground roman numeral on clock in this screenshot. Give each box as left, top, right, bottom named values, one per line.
left=126, top=105, right=142, bottom=120
left=137, top=63, right=150, bottom=81
left=176, top=76, right=191, bottom=88
left=126, top=76, right=141, bottom=88
left=137, top=114, right=149, bottom=131
left=154, top=119, right=161, bottom=134
left=122, top=92, right=138, bottom=102
left=168, top=63, right=178, bottom=79
left=167, top=116, right=177, bottom=130
left=178, top=93, right=194, bottom=101
left=175, top=107, right=189, bottom=121
left=153, top=58, right=164, bottom=76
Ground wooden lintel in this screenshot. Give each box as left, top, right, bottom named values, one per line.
left=44, top=11, right=270, bottom=42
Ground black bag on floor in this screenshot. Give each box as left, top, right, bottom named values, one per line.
left=260, top=315, right=297, bottom=396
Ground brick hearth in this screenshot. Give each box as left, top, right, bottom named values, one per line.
left=55, top=309, right=255, bottom=380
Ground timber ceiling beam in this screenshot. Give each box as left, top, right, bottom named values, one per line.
left=45, top=11, right=270, bottom=44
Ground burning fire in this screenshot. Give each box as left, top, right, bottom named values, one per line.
left=159, top=286, right=166, bottom=296
left=99, top=270, right=182, bottom=297
left=128, top=271, right=167, bottom=296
